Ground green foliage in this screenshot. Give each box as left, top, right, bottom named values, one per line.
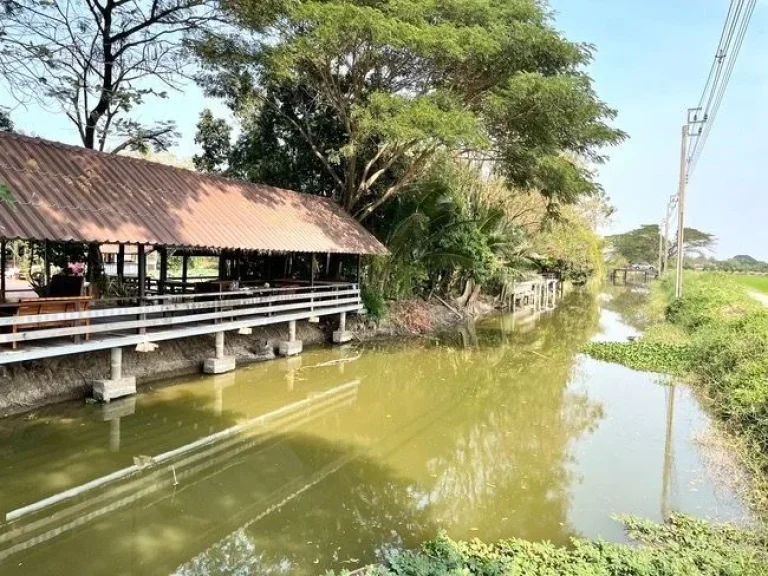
left=368, top=156, right=527, bottom=298
left=607, top=224, right=715, bottom=266
left=362, top=285, right=387, bottom=320
left=197, top=0, right=625, bottom=220
left=0, top=108, right=13, bottom=132
left=327, top=515, right=767, bottom=576
left=0, top=180, right=14, bottom=206
left=583, top=341, right=689, bottom=374
left=531, top=202, right=607, bottom=282
left=193, top=109, right=232, bottom=174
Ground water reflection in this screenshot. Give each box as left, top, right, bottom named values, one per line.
left=0, top=290, right=748, bottom=575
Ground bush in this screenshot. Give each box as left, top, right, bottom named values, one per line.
left=326, top=515, right=767, bottom=576
left=362, top=285, right=387, bottom=320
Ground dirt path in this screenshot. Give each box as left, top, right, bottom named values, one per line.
left=747, top=290, right=768, bottom=307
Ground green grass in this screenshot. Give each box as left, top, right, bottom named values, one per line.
left=734, top=274, right=768, bottom=295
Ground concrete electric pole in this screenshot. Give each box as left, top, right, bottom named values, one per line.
left=674, top=123, right=688, bottom=298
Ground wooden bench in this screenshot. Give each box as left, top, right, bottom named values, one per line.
left=11, top=296, right=91, bottom=349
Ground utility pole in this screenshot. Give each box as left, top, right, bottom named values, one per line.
left=657, top=218, right=664, bottom=275
left=673, top=109, right=706, bottom=297
left=674, top=124, right=688, bottom=298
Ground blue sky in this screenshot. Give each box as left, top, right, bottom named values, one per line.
left=1, top=0, right=765, bottom=259
left=552, top=0, right=768, bottom=259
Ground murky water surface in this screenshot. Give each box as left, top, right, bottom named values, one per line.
left=0, top=289, right=748, bottom=575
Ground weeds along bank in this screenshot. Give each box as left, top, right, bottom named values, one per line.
left=586, top=272, right=768, bottom=514
left=330, top=514, right=767, bottom=576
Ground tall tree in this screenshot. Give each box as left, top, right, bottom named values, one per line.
left=0, top=0, right=221, bottom=152
left=195, top=0, right=625, bottom=221
left=608, top=224, right=716, bottom=265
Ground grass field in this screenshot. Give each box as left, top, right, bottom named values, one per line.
left=734, top=274, right=768, bottom=294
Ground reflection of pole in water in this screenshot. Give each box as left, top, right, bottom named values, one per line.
left=212, top=372, right=237, bottom=416
left=102, top=396, right=136, bottom=452
left=282, top=356, right=303, bottom=390
left=661, top=384, right=676, bottom=520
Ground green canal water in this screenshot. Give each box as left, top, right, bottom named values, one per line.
left=0, top=290, right=748, bottom=575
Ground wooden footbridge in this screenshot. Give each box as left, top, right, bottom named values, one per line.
left=499, top=275, right=561, bottom=313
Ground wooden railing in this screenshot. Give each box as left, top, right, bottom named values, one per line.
left=0, top=283, right=361, bottom=364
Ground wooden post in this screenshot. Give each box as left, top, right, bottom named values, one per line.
left=182, top=254, right=189, bottom=286
left=117, top=244, right=125, bottom=280
left=218, top=251, right=226, bottom=280
left=356, top=254, right=362, bottom=285
left=158, top=246, right=168, bottom=295
left=137, top=244, right=146, bottom=300
left=0, top=240, right=6, bottom=303
left=310, top=253, right=316, bottom=287
left=87, top=242, right=100, bottom=284
left=44, top=240, right=51, bottom=287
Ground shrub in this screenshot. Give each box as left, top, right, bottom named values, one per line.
left=326, top=515, right=767, bottom=576
left=362, top=285, right=388, bottom=320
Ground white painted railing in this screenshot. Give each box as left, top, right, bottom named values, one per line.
left=0, top=283, right=362, bottom=364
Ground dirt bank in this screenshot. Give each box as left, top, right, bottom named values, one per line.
left=0, top=297, right=488, bottom=417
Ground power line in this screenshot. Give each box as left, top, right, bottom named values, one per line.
left=688, top=0, right=757, bottom=173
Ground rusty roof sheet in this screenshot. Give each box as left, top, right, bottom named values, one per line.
left=0, top=132, right=388, bottom=255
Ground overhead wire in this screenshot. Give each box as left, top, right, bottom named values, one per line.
left=687, top=0, right=757, bottom=173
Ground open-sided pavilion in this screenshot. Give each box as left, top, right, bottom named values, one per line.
left=0, top=132, right=387, bottom=398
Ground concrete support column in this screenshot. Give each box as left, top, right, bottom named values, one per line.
left=92, top=347, right=137, bottom=403
left=110, top=346, right=123, bottom=380
left=279, top=319, right=303, bottom=356
left=204, top=331, right=236, bottom=374
left=215, top=330, right=225, bottom=359
left=333, top=311, right=352, bottom=344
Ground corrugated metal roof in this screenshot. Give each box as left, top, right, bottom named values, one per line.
left=0, top=132, right=388, bottom=255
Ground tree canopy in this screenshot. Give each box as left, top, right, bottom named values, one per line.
left=0, top=0, right=221, bottom=152
left=195, top=0, right=626, bottom=221
left=608, top=224, right=716, bottom=266
left=0, top=108, right=12, bottom=132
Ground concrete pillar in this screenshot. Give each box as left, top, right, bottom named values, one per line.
left=279, top=320, right=303, bottom=356
left=333, top=311, right=352, bottom=344
left=92, top=347, right=137, bottom=403
left=215, top=330, right=225, bottom=359
left=204, top=331, right=236, bottom=374
left=110, top=347, right=122, bottom=379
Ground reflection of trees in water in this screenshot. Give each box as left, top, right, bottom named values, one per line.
left=345, top=291, right=604, bottom=544
left=601, top=285, right=653, bottom=330
left=172, top=436, right=437, bottom=576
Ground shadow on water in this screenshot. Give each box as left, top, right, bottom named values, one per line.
left=0, top=289, right=749, bottom=575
